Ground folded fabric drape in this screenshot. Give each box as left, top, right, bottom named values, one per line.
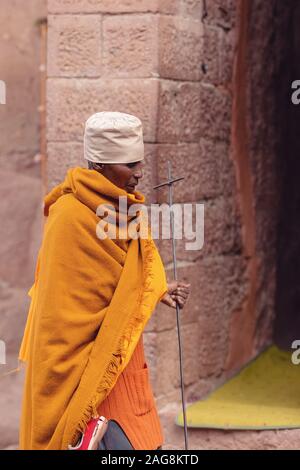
left=19, top=167, right=167, bottom=450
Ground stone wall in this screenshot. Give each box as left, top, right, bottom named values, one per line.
left=46, top=0, right=247, bottom=414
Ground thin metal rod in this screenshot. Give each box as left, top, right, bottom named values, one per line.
left=153, top=176, right=184, bottom=189
left=167, top=162, right=189, bottom=451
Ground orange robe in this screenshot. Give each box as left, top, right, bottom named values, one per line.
left=97, top=335, right=164, bottom=450
left=18, top=167, right=168, bottom=450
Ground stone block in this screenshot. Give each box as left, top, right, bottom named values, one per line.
left=103, top=14, right=158, bottom=78
left=159, top=15, right=203, bottom=81
left=155, top=141, right=233, bottom=203
left=158, top=80, right=201, bottom=143
left=155, top=322, right=200, bottom=396
left=156, top=143, right=201, bottom=203
left=47, top=78, right=159, bottom=142
left=48, top=14, right=102, bottom=77
left=157, top=194, right=242, bottom=267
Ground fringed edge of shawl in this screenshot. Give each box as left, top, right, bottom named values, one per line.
left=68, top=237, right=158, bottom=447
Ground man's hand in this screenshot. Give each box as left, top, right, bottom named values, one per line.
left=160, top=281, right=191, bottom=309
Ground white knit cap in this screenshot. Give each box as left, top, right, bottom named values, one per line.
left=84, top=111, right=144, bottom=164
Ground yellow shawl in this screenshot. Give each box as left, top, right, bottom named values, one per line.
left=19, top=167, right=167, bottom=450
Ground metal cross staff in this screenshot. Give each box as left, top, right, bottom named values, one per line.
left=153, top=161, right=189, bottom=450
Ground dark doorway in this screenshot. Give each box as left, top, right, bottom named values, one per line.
left=274, top=0, right=300, bottom=348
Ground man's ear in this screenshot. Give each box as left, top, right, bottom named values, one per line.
left=88, top=162, right=104, bottom=171
left=95, top=163, right=104, bottom=171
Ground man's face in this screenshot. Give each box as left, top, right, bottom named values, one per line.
left=100, top=161, right=144, bottom=193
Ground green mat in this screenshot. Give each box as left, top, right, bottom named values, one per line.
left=176, top=345, right=300, bottom=430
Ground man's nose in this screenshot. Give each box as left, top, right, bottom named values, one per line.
left=134, top=165, right=144, bottom=179
left=135, top=170, right=143, bottom=179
